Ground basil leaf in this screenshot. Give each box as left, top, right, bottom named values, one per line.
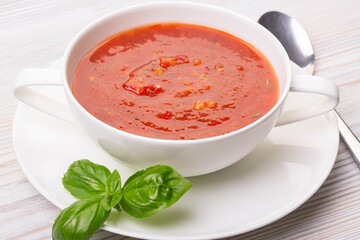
left=105, top=170, right=122, bottom=196
left=101, top=170, right=123, bottom=211
left=101, top=194, right=122, bottom=211
left=62, top=159, right=111, bottom=199
left=52, top=196, right=110, bottom=240
left=120, top=165, right=192, bottom=218
left=113, top=203, right=122, bottom=212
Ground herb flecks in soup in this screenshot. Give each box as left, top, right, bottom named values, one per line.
left=73, top=23, right=279, bottom=140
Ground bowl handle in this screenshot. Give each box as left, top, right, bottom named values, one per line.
left=13, top=68, right=76, bottom=123
left=275, top=68, right=339, bottom=126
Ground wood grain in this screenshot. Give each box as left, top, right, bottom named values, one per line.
left=1, top=0, right=360, bottom=239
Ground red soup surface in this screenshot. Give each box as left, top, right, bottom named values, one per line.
left=73, top=23, right=279, bottom=140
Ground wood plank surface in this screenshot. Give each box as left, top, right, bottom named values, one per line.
left=1, top=0, right=360, bottom=239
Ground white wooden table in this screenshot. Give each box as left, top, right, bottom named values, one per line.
left=1, top=0, right=360, bottom=239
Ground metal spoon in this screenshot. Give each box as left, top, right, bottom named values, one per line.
left=258, top=11, right=360, bottom=167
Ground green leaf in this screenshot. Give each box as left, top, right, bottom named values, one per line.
left=113, top=203, right=122, bottom=212
left=101, top=194, right=122, bottom=211
left=62, top=159, right=111, bottom=199
left=120, top=165, right=192, bottom=218
left=52, top=196, right=110, bottom=240
left=101, top=170, right=123, bottom=211
left=105, top=170, right=122, bottom=196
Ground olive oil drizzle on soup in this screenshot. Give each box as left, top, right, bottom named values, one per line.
left=73, top=23, right=279, bottom=140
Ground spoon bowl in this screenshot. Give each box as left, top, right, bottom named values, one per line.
left=258, top=11, right=315, bottom=74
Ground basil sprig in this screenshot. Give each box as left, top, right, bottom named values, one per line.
left=52, top=160, right=192, bottom=240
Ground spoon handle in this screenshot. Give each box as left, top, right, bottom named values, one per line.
left=336, top=112, right=360, bottom=167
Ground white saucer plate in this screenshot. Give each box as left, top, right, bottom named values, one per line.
left=13, top=61, right=339, bottom=240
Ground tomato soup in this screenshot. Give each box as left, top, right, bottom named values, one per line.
left=73, top=23, right=279, bottom=140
